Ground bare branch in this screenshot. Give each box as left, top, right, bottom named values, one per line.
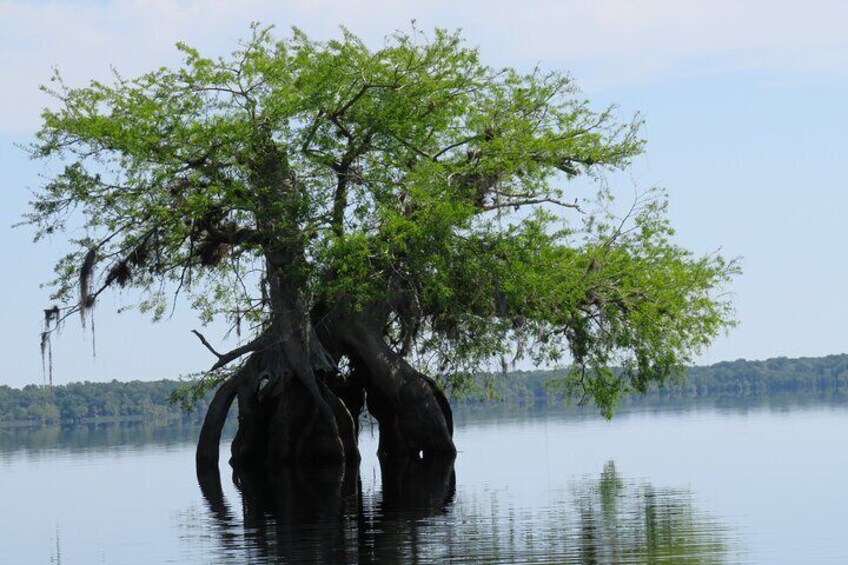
left=480, top=197, right=583, bottom=213
left=192, top=330, right=269, bottom=371
left=191, top=329, right=222, bottom=357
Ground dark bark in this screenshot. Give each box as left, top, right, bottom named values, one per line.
left=228, top=249, right=353, bottom=467
left=329, top=308, right=456, bottom=460
left=196, top=294, right=454, bottom=474
left=194, top=243, right=362, bottom=470
left=195, top=337, right=360, bottom=472
left=196, top=373, right=238, bottom=473
left=325, top=363, right=366, bottom=437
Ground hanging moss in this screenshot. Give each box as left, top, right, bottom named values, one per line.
left=79, top=248, right=96, bottom=325
left=105, top=260, right=132, bottom=287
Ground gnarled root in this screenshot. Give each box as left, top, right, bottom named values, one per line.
left=196, top=339, right=361, bottom=473
left=331, top=314, right=456, bottom=460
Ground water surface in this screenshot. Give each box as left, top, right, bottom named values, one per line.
left=2, top=401, right=847, bottom=564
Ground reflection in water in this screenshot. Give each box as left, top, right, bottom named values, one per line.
left=49, top=527, right=63, bottom=565
left=198, top=457, right=455, bottom=564
left=572, top=461, right=726, bottom=564
left=362, top=457, right=457, bottom=564
left=0, top=421, right=212, bottom=455
left=237, top=464, right=359, bottom=563
left=197, top=459, right=727, bottom=564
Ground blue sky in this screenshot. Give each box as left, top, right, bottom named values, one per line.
left=1, top=0, right=847, bottom=388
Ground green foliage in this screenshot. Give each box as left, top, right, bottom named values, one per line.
left=168, top=369, right=235, bottom=411
left=25, top=24, right=737, bottom=417
left=0, top=380, right=211, bottom=426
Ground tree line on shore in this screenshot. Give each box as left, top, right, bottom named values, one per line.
left=477, top=353, right=848, bottom=406
left=0, top=379, right=211, bottom=427
left=2, top=354, right=846, bottom=427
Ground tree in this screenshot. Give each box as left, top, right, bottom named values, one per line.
left=25, top=25, right=737, bottom=472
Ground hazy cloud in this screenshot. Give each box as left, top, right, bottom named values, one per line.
left=2, top=0, right=847, bottom=134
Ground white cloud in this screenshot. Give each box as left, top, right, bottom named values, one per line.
left=2, top=0, right=847, bottom=134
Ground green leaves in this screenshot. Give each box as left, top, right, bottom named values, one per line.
left=26, top=25, right=737, bottom=418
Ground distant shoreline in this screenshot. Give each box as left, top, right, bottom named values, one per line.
left=2, top=354, right=846, bottom=428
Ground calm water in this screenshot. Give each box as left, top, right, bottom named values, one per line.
left=1, top=400, right=847, bottom=564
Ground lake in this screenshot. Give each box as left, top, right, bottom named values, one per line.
left=1, top=398, right=847, bottom=564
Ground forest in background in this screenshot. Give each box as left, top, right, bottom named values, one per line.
left=2, top=354, right=847, bottom=427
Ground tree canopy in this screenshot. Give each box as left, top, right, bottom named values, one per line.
left=26, top=24, right=737, bottom=428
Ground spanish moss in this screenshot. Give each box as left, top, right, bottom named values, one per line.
left=79, top=248, right=96, bottom=327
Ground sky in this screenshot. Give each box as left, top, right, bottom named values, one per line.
left=1, top=0, right=847, bottom=388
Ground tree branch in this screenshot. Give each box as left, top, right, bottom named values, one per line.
left=192, top=330, right=269, bottom=371
left=480, top=196, right=582, bottom=213
left=333, top=83, right=371, bottom=118
left=300, top=109, right=325, bottom=154
left=432, top=135, right=481, bottom=160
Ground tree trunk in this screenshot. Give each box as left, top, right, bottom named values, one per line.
left=218, top=251, right=360, bottom=468
left=195, top=336, right=360, bottom=472
left=196, top=292, right=455, bottom=472
left=330, top=309, right=456, bottom=460
left=205, top=141, right=357, bottom=466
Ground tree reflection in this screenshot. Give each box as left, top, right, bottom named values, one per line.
left=360, top=457, right=456, bottom=564
left=573, top=461, right=727, bottom=564
left=196, top=456, right=456, bottom=564
left=196, top=459, right=728, bottom=564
